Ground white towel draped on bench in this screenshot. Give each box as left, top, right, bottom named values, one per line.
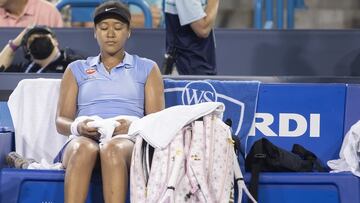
left=8, top=78, right=67, bottom=164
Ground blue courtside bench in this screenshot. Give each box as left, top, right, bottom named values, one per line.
left=1, top=75, right=360, bottom=203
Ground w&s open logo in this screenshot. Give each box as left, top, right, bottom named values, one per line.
left=164, top=80, right=260, bottom=142
left=181, top=81, right=218, bottom=105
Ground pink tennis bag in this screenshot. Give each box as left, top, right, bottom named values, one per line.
left=130, top=113, right=256, bottom=203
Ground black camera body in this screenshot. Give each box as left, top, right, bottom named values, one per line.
left=161, top=46, right=177, bottom=75
left=21, top=26, right=55, bottom=60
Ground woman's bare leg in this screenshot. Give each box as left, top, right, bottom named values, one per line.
left=100, top=138, right=134, bottom=203
left=62, top=137, right=100, bottom=203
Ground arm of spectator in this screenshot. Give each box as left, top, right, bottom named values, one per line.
left=144, top=63, right=165, bottom=115
left=0, top=28, right=28, bottom=70
left=131, top=5, right=161, bottom=28
left=190, top=0, right=219, bottom=38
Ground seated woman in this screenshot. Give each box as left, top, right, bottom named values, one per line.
left=55, top=1, right=164, bottom=202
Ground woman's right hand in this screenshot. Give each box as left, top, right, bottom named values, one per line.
left=77, top=119, right=101, bottom=141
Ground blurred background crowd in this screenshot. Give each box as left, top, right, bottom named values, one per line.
left=9, top=0, right=360, bottom=29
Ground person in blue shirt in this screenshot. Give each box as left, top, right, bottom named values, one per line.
left=55, top=1, right=164, bottom=202
left=164, top=0, right=219, bottom=75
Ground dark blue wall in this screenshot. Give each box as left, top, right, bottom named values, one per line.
left=1, top=28, right=360, bottom=76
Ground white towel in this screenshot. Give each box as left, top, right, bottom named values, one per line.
left=71, top=115, right=139, bottom=146
left=8, top=79, right=68, bottom=164
left=327, top=120, right=360, bottom=177
left=87, top=118, right=120, bottom=144
left=28, top=158, right=63, bottom=170
left=128, top=102, right=225, bottom=149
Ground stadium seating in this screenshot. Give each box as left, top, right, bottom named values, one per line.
left=254, top=0, right=308, bottom=29
left=56, top=0, right=153, bottom=28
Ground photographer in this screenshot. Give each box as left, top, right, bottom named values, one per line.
left=0, top=26, right=82, bottom=73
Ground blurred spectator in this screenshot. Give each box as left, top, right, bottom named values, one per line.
left=130, top=0, right=162, bottom=28
left=163, top=0, right=219, bottom=75
left=0, top=0, right=63, bottom=27
left=216, top=0, right=239, bottom=28
left=0, top=26, right=81, bottom=73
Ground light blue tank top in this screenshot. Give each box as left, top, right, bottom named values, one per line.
left=69, top=52, right=155, bottom=119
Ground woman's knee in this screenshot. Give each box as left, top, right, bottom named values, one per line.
left=100, top=139, right=133, bottom=165
left=64, top=138, right=100, bottom=166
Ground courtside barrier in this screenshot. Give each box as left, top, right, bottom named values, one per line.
left=2, top=28, right=360, bottom=76
left=0, top=75, right=360, bottom=202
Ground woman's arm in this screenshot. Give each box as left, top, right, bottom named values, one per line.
left=56, top=67, right=100, bottom=139
left=113, top=63, right=164, bottom=135
left=144, top=63, right=165, bottom=114
left=55, top=67, right=78, bottom=136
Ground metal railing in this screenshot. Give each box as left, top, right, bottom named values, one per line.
left=254, top=0, right=307, bottom=29
left=56, top=0, right=153, bottom=28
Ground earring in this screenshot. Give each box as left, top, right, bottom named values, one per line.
left=128, top=33, right=131, bottom=39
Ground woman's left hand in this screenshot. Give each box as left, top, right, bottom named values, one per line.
left=113, top=119, right=131, bottom=136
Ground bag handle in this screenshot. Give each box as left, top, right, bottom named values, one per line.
left=234, top=152, right=257, bottom=203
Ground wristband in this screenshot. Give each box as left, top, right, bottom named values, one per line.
left=8, top=40, right=19, bottom=52
left=70, top=121, right=80, bottom=136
